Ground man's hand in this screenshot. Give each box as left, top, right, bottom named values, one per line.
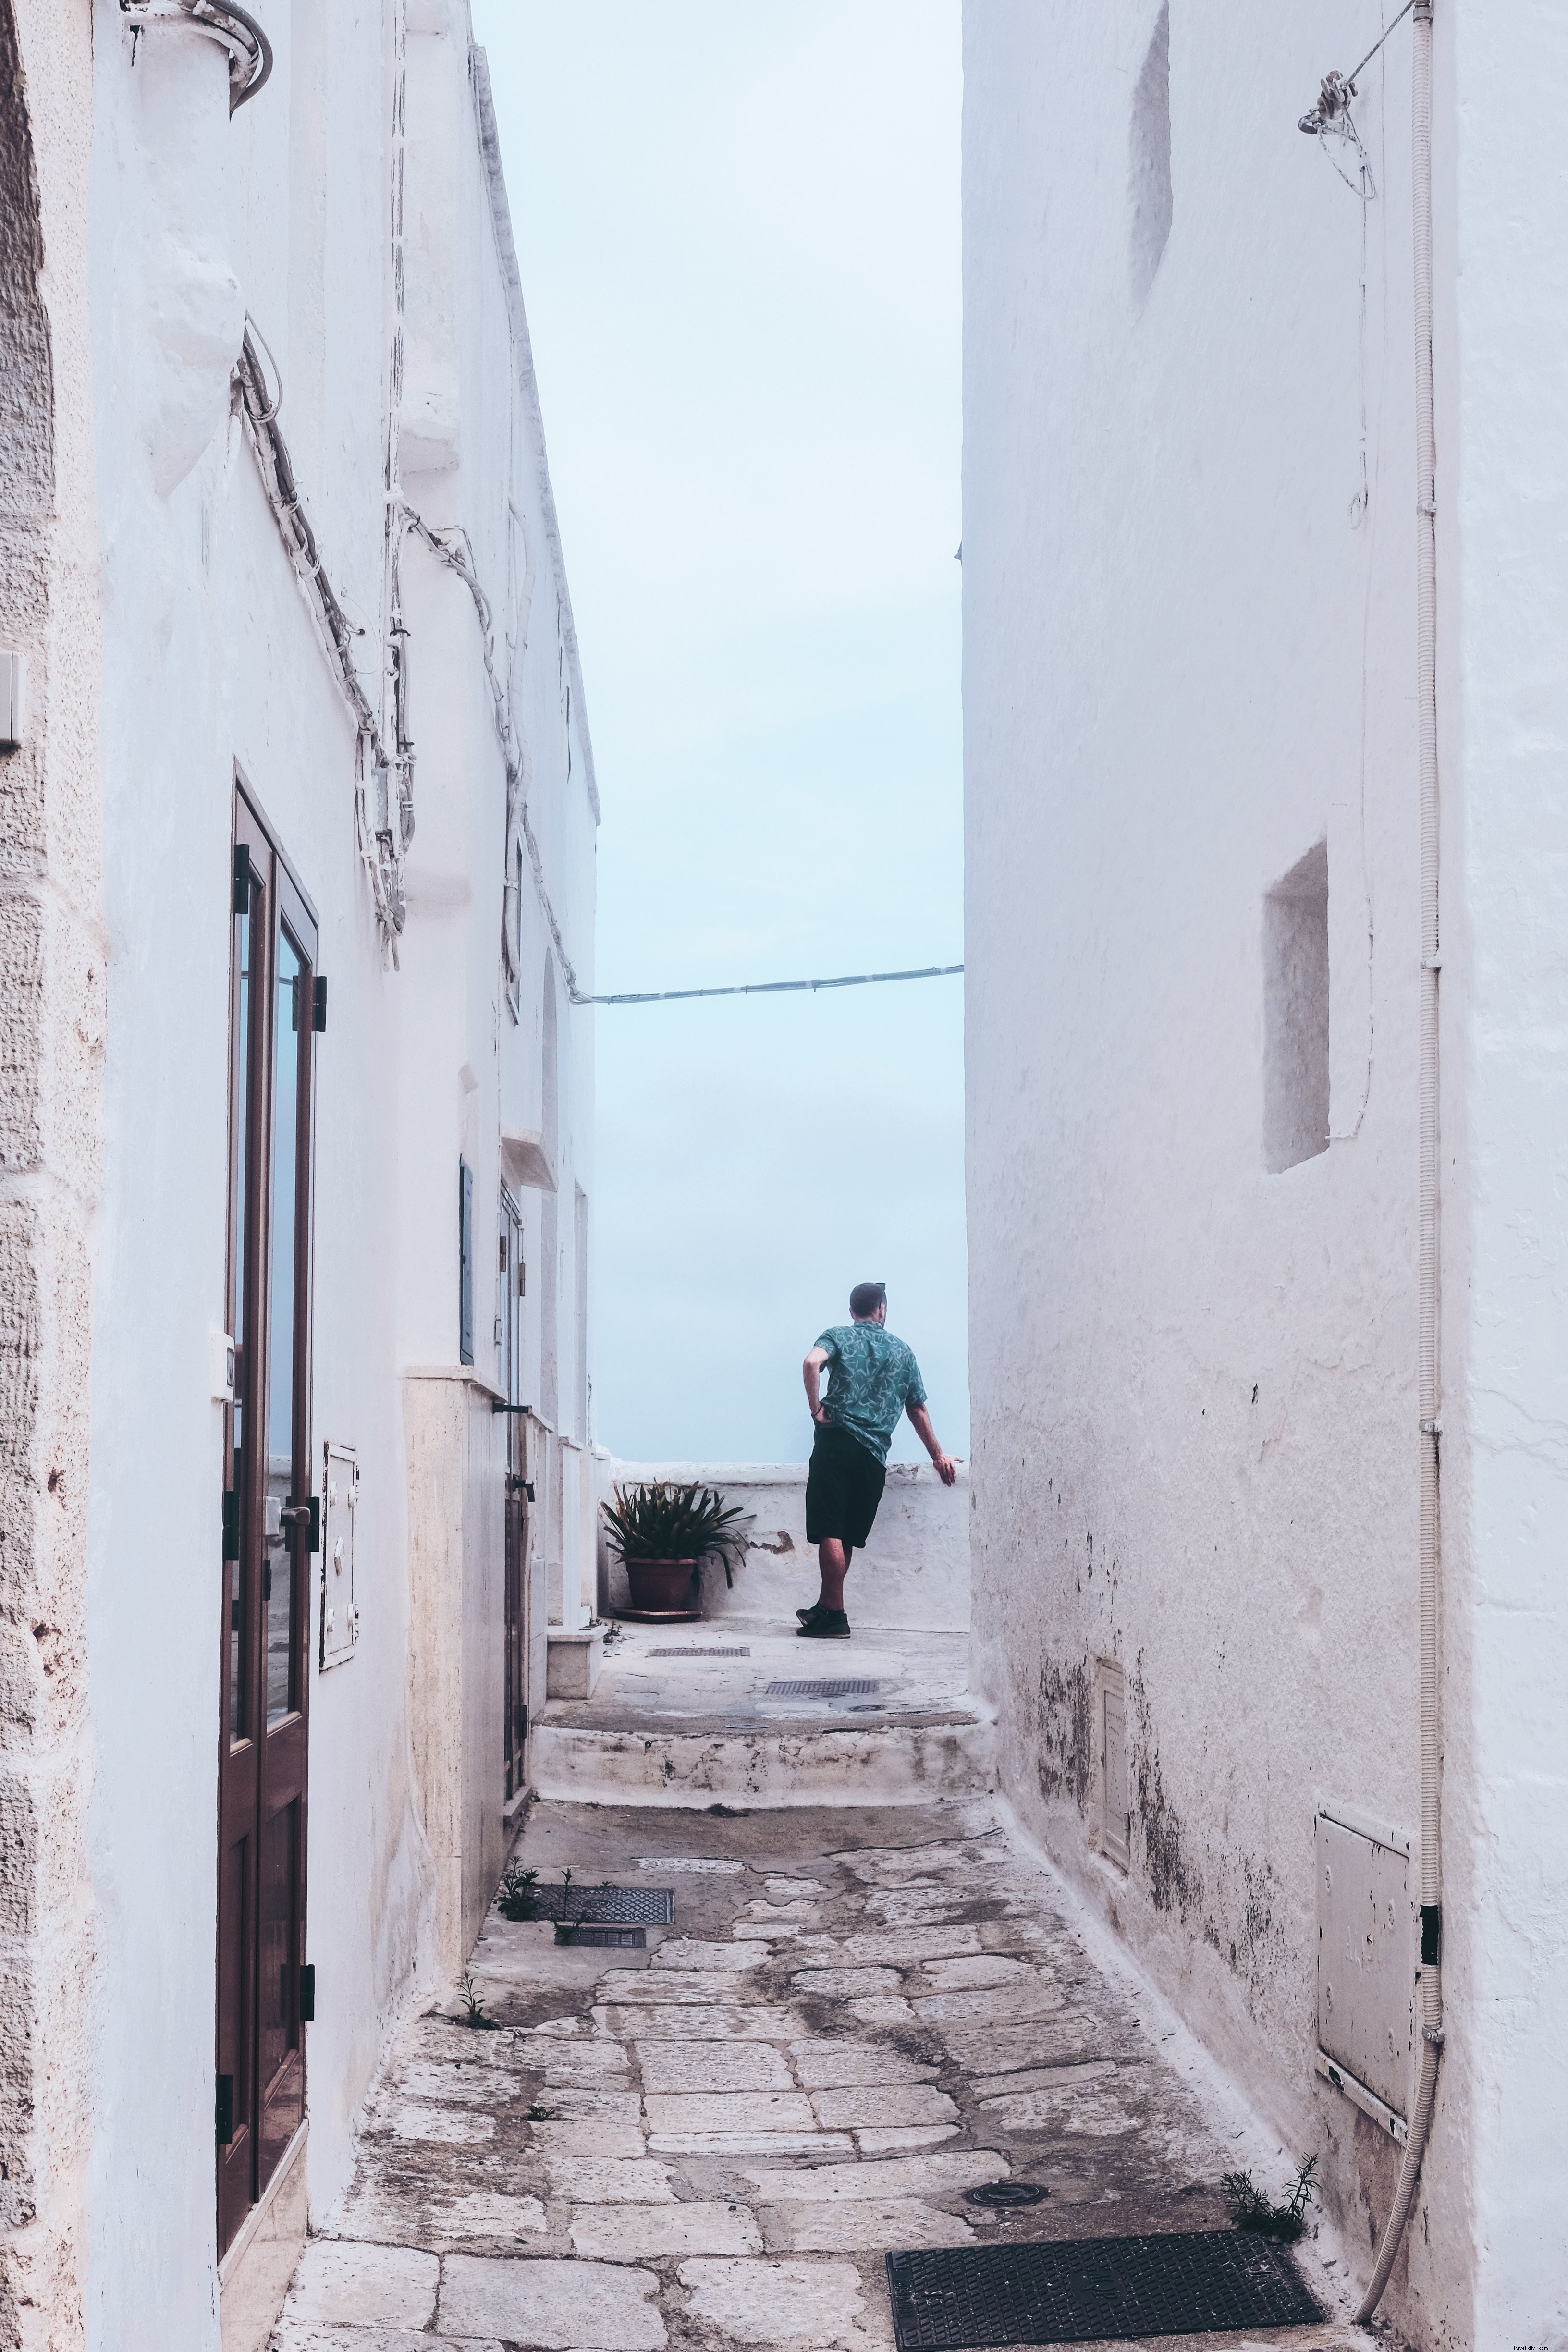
left=803, top=1343, right=833, bottom=1427
left=931, top=1451, right=960, bottom=1487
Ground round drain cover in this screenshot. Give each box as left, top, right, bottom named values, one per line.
left=963, top=2180, right=1048, bottom=2209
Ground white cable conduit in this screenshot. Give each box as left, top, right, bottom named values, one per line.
left=1357, top=0, right=1445, bottom=2317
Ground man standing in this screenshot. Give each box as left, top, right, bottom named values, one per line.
left=798, top=1282, right=960, bottom=1639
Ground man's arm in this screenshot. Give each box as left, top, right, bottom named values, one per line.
left=803, top=1344, right=833, bottom=1425
left=906, top=1400, right=961, bottom=1486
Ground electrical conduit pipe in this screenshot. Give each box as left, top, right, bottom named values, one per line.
left=1357, top=0, right=1445, bottom=2318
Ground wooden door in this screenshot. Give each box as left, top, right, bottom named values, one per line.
left=500, top=1189, right=529, bottom=1798
left=218, top=789, right=318, bottom=2258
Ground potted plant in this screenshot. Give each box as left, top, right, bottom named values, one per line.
left=601, top=1480, right=748, bottom=1617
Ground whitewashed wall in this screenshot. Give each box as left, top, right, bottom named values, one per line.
left=597, top=1460, right=970, bottom=1632
left=0, top=1, right=605, bottom=2343
left=963, top=5, right=1568, bottom=2346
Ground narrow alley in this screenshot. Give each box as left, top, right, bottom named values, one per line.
left=272, top=1747, right=1364, bottom=2351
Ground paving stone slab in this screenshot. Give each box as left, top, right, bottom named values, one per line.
left=788, top=2043, right=938, bottom=2089
left=437, top=2255, right=666, bottom=2348
left=545, top=2157, right=676, bottom=2205
left=971, top=2059, right=1120, bottom=2101
left=855, top=2125, right=960, bottom=2152
left=742, top=2151, right=1007, bottom=2204
left=607, top=1971, right=769, bottom=2004
left=911, top=1979, right=1068, bottom=2026
left=792, top=1929, right=981, bottom=1968
left=643, top=2092, right=818, bottom=2135
left=809, top=2087, right=959, bottom=2129
left=569, top=2200, right=763, bottom=2260
left=758, top=2199, right=978, bottom=2254
left=789, top=1968, right=902, bottom=1998
left=275, top=2328, right=504, bottom=2352
left=933, top=2017, right=1122, bottom=2074
left=388, top=2106, right=497, bottom=2144
left=529, top=2120, right=648, bottom=2159
left=611, top=2003, right=808, bottom=2042
left=285, top=2240, right=439, bottom=2328
left=650, top=2130, right=855, bottom=2157
left=912, top=1955, right=1036, bottom=1992
left=397, top=2061, right=525, bottom=2105
left=651, top=1938, right=768, bottom=1971
left=675, top=2256, right=877, bottom=2347
left=637, top=2043, right=794, bottom=2093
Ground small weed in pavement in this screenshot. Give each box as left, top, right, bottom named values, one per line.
left=1222, top=2155, right=1317, bottom=2241
left=457, top=1970, right=501, bottom=2031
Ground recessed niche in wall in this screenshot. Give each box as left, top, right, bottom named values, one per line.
left=1129, top=2, right=1173, bottom=304
left=1093, top=1656, right=1130, bottom=1870
left=1263, top=840, right=1330, bottom=1173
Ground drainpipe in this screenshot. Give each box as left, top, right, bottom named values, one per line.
left=1357, top=0, right=1445, bottom=2318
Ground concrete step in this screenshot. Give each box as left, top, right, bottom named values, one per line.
left=529, top=1623, right=996, bottom=1809
left=530, top=1708, right=997, bottom=1809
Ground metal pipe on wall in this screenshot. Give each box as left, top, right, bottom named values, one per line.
left=1357, top=0, right=1446, bottom=2315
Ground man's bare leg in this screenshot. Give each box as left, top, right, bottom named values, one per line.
left=816, top=1540, right=853, bottom=1614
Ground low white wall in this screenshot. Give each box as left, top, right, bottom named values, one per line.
left=597, top=1459, right=971, bottom=1631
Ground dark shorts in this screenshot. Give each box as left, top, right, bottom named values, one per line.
left=805, top=1422, right=886, bottom=1549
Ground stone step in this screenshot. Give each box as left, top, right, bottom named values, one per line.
left=530, top=1709, right=998, bottom=1810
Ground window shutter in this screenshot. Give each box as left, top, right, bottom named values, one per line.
left=458, top=1159, right=474, bottom=1365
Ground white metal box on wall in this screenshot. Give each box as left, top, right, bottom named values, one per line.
left=1314, top=1802, right=1417, bottom=2143
left=319, top=1442, right=359, bottom=1669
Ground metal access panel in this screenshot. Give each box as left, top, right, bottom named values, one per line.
left=1316, top=1802, right=1417, bottom=2127
left=319, top=1442, right=360, bottom=1670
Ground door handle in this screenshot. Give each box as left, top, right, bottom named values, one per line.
left=280, top=1497, right=320, bottom=1552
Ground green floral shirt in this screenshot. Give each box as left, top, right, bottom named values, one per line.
left=814, top=1323, right=927, bottom=1465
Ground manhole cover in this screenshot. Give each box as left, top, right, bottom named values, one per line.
left=649, top=1647, right=752, bottom=1657
left=885, top=2235, right=1321, bottom=2349
left=553, top=1923, right=647, bottom=1948
left=963, top=2181, right=1047, bottom=2209
left=765, top=1678, right=881, bottom=1700
left=530, top=1884, right=674, bottom=1925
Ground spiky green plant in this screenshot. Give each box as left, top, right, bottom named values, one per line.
left=1221, top=2154, right=1317, bottom=2241
left=600, top=1481, right=749, bottom=1588
left=496, top=1862, right=539, bottom=1922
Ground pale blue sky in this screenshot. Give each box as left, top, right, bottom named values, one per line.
left=472, top=0, right=965, bottom=1464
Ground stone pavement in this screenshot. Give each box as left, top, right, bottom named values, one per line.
left=273, top=1797, right=1368, bottom=2352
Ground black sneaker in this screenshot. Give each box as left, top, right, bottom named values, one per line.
left=796, top=1604, right=825, bottom=1624
left=796, top=1609, right=850, bottom=1639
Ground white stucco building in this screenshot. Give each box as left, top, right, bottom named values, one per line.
left=965, top=3, right=1566, bottom=2343
left=1, top=0, right=597, bottom=2342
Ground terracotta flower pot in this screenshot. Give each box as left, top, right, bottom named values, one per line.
left=625, top=1556, right=700, bottom=1614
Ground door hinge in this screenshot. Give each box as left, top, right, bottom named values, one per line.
left=232, top=842, right=251, bottom=914
left=282, top=1495, right=321, bottom=1552
left=300, top=1962, right=316, bottom=2022
left=222, top=1488, right=241, bottom=1560
left=312, top=975, right=328, bottom=1032
left=216, top=2073, right=234, bottom=2144
left=490, top=1400, right=532, bottom=1417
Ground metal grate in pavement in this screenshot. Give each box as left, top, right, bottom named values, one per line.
left=649, top=1647, right=751, bottom=1657
left=765, top=1678, right=880, bottom=1700
left=530, top=1884, right=674, bottom=1925
left=553, top=1923, right=646, bottom=1948
left=885, top=2234, right=1322, bottom=2348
